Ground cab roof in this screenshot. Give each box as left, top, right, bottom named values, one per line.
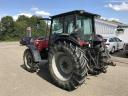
left=51, top=10, right=100, bottom=18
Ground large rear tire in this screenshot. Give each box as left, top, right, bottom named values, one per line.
left=48, top=41, right=88, bottom=91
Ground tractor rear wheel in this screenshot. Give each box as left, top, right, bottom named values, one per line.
left=48, top=41, right=88, bottom=91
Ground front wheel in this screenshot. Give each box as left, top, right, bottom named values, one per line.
left=111, top=47, right=115, bottom=54
left=23, top=49, right=37, bottom=72
left=48, top=41, right=88, bottom=91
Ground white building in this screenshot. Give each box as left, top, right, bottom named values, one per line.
left=95, top=18, right=118, bottom=37
left=117, top=26, right=128, bottom=43
left=95, top=18, right=128, bottom=43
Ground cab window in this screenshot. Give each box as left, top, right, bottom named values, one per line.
left=52, top=18, right=63, bottom=34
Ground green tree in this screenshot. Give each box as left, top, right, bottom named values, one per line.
left=14, top=21, right=28, bottom=38
left=16, top=15, right=29, bottom=22
left=0, top=22, right=3, bottom=40
left=14, top=15, right=30, bottom=38
left=29, top=15, right=47, bottom=37
left=1, top=16, right=14, bottom=40
left=0, top=15, right=49, bottom=41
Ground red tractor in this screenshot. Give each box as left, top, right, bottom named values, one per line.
left=23, top=10, right=112, bottom=91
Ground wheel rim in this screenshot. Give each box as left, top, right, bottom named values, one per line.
left=24, top=52, right=33, bottom=69
left=51, top=52, right=73, bottom=81
left=111, top=47, right=115, bottom=53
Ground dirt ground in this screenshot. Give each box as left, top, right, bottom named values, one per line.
left=0, top=42, right=128, bottom=96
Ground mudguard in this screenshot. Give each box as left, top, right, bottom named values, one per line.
left=26, top=44, right=41, bottom=62
left=51, top=34, right=81, bottom=47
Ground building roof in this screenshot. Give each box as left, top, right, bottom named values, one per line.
left=51, top=10, right=99, bottom=18
left=95, top=17, right=128, bottom=28
left=117, top=24, right=128, bottom=28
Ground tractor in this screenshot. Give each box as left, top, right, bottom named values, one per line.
left=23, top=10, right=112, bottom=91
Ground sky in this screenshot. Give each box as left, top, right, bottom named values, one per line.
left=0, top=0, right=128, bottom=24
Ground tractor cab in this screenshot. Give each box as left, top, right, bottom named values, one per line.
left=35, top=10, right=98, bottom=50
left=50, top=10, right=98, bottom=44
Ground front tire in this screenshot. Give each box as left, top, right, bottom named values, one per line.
left=111, top=47, right=115, bottom=54
left=23, top=49, right=37, bottom=72
left=48, top=41, right=88, bottom=91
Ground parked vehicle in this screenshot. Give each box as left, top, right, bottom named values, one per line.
left=23, top=10, right=113, bottom=91
left=104, top=37, right=124, bottom=53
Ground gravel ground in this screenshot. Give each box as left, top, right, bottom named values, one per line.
left=0, top=42, right=128, bottom=96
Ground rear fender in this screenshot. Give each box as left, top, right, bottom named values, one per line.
left=26, top=45, right=41, bottom=62
left=54, top=37, right=80, bottom=47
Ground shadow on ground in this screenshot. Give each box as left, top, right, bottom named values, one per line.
left=37, top=65, right=52, bottom=83
left=21, top=64, right=52, bottom=83
left=20, top=64, right=65, bottom=91
left=111, top=50, right=128, bottom=58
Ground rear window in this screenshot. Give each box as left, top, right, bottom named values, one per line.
left=115, top=38, right=122, bottom=42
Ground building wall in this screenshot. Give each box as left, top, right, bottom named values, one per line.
left=95, top=19, right=118, bottom=37
left=95, top=19, right=128, bottom=43
left=117, top=28, right=128, bottom=43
